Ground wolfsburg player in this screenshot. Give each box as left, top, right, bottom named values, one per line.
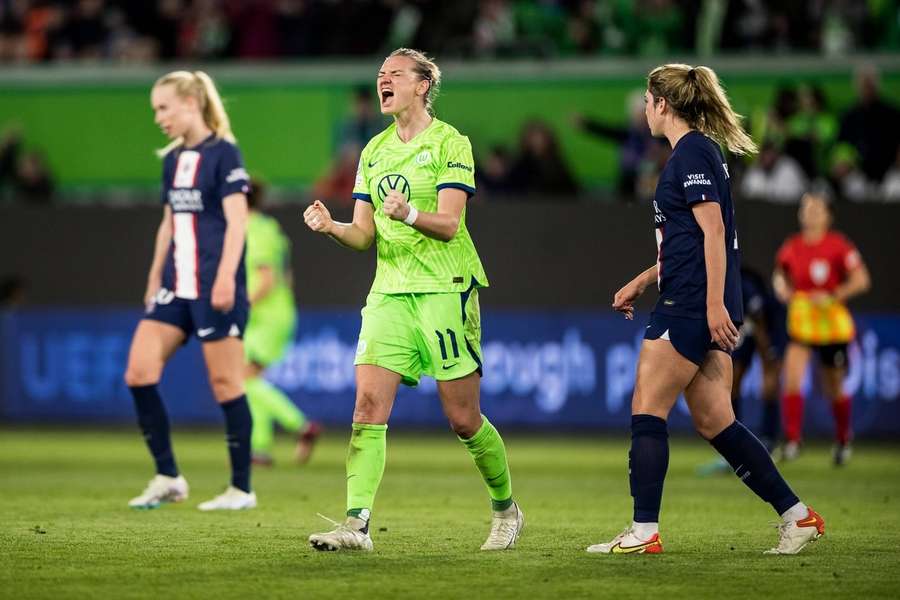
left=244, top=180, right=321, bottom=466
left=304, top=48, right=523, bottom=552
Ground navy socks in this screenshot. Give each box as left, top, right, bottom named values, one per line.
left=710, top=420, right=799, bottom=515
left=221, top=395, right=253, bottom=493
left=130, top=384, right=179, bottom=477
left=630, top=414, right=669, bottom=523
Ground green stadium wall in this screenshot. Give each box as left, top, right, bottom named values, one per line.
left=2, top=58, right=898, bottom=194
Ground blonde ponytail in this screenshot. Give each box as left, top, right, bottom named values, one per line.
left=153, top=70, right=236, bottom=158
left=648, top=64, right=758, bottom=156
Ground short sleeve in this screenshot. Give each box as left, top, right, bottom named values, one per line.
left=840, top=238, right=862, bottom=271
left=436, top=135, right=476, bottom=198
left=677, top=145, right=722, bottom=206
left=776, top=239, right=793, bottom=271
left=218, top=143, right=250, bottom=200
left=352, top=149, right=372, bottom=203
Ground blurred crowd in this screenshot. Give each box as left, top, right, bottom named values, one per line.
left=565, top=64, right=900, bottom=204
left=0, top=127, right=55, bottom=204
left=2, top=0, right=899, bottom=64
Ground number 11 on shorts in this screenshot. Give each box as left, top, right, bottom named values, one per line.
left=435, top=329, right=460, bottom=361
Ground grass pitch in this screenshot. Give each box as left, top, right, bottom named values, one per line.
left=2, top=427, right=899, bottom=599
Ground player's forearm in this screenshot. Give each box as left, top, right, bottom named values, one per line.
left=327, top=221, right=373, bottom=251
left=147, top=221, right=172, bottom=283
left=834, top=267, right=871, bottom=303
left=217, top=218, right=247, bottom=280
left=633, top=265, right=658, bottom=291
left=249, top=267, right=276, bottom=304
left=703, top=228, right=727, bottom=308
left=772, top=269, right=792, bottom=303
left=408, top=210, right=460, bottom=242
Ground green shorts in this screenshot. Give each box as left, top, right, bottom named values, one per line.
left=355, top=288, right=483, bottom=386
left=244, top=311, right=297, bottom=368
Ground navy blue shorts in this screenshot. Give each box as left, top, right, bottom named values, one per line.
left=644, top=312, right=731, bottom=367
left=145, top=289, right=248, bottom=343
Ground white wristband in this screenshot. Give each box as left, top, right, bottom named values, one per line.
left=403, top=205, right=419, bottom=226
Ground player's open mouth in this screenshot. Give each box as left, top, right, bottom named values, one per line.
left=381, top=89, right=394, bottom=104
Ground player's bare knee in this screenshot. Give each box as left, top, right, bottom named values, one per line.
left=353, top=389, right=386, bottom=423
left=448, top=413, right=481, bottom=439
left=693, top=412, right=729, bottom=440
left=124, top=365, right=159, bottom=387
left=209, top=374, right=242, bottom=403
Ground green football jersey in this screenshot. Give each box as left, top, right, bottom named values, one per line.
left=245, top=211, right=295, bottom=322
left=352, top=118, right=489, bottom=294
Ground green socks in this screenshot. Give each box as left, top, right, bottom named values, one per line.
left=346, top=423, right=388, bottom=518
left=246, top=376, right=306, bottom=454
left=344, top=417, right=512, bottom=522
left=460, top=416, right=513, bottom=511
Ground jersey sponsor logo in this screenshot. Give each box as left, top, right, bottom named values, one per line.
left=356, top=339, right=368, bottom=355
left=355, top=160, right=364, bottom=186
left=446, top=161, right=472, bottom=172
left=173, top=150, right=202, bottom=188
left=683, top=173, right=712, bottom=188
left=228, top=324, right=240, bottom=337
left=810, top=259, right=830, bottom=285
left=722, top=162, right=730, bottom=179
left=377, top=174, right=411, bottom=202
left=226, top=167, right=249, bottom=184
left=168, top=188, right=204, bottom=212
left=198, top=327, right=216, bottom=337
left=416, top=150, right=432, bottom=165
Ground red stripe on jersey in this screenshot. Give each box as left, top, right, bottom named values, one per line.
left=192, top=154, right=203, bottom=187
left=171, top=210, right=178, bottom=292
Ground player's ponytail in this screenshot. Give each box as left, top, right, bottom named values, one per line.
left=648, top=64, right=758, bottom=156
left=193, top=71, right=236, bottom=145
left=153, top=70, right=237, bottom=158
left=388, top=48, right=442, bottom=116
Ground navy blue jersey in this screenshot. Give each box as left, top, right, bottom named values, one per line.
left=160, top=135, right=250, bottom=300
left=652, top=131, right=742, bottom=322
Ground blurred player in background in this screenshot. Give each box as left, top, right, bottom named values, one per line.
left=124, top=71, right=256, bottom=511
left=244, top=179, right=321, bottom=466
left=303, top=48, right=522, bottom=552
left=774, top=191, right=871, bottom=465
left=590, top=64, right=824, bottom=556
left=698, top=266, right=785, bottom=475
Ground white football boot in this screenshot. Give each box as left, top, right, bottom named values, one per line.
left=309, top=514, right=373, bottom=551
left=764, top=507, right=825, bottom=555
left=586, top=526, right=663, bottom=554
left=128, top=474, right=189, bottom=509
left=197, top=486, right=257, bottom=511
left=481, top=502, right=525, bottom=550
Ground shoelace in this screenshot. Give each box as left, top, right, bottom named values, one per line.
left=486, top=512, right=519, bottom=545
left=769, top=521, right=795, bottom=552
left=315, top=513, right=365, bottom=545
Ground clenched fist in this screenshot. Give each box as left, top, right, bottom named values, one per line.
left=382, top=190, right=411, bottom=221
left=304, top=200, right=334, bottom=234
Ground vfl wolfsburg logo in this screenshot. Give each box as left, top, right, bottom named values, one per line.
left=377, top=173, right=411, bottom=202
